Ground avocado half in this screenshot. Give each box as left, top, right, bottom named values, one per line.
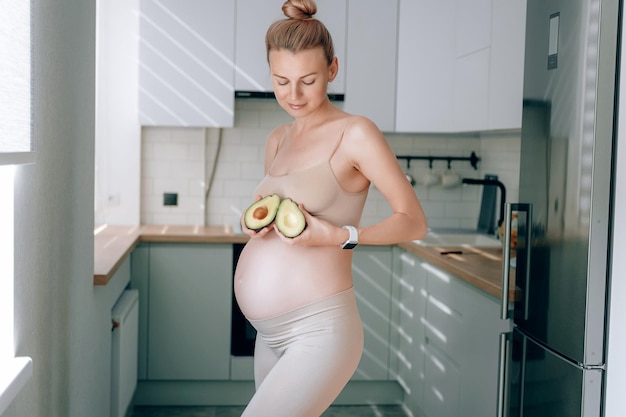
left=275, top=198, right=306, bottom=238
left=243, top=194, right=281, bottom=231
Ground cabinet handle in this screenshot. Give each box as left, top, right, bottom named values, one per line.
left=497, top=332, right=512, bottom=417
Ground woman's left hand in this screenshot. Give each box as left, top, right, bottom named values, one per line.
left=274, top=204, right=341, bottom=247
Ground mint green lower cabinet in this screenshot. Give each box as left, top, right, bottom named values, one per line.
left=392, top=247, right=511, bottom=417
left=391, top=247, right=428, bottom=413
left=351, top=246, right=394, bottom=381
left=147, top=243, right=232, bottom=380
left=131, top=244, right=150, bottom=380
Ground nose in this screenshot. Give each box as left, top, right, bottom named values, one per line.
left=288, top=83, right=302, bottom=100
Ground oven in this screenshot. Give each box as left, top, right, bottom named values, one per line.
left=231, top=243, right=256, bottom=356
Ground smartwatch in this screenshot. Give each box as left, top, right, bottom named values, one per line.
left=341, top=225, right=359, bottom=250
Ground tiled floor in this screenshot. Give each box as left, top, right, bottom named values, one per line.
left=132, top=404, right=409, bottom=417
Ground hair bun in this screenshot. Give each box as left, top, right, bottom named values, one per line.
left=282, top=0, right=317, bottom=20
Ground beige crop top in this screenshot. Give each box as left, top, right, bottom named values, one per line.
left=254, top=134, right=369, bottom=227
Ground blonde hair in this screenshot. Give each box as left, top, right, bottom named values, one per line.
left=265, top=0, right=335, bottom=65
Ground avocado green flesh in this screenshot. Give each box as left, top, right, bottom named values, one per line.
left=243, top=194, right=280, bottom=230
left=275, top=199, right=306, bottom=238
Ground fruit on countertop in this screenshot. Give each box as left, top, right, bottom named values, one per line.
left=275, top=198, right=306, bottom=238
left=244, top=194, right=281, bottom=231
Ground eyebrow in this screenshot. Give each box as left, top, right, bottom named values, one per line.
left=273, top=72, right=317, bottom=80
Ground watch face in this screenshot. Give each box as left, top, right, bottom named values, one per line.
left=342, top=242, right=358, bottom=250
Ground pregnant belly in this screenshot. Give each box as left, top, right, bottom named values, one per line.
left=234, top=234, right=353, bottom=320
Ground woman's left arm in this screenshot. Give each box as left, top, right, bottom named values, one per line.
left=346, top=117, right=428, bottom=245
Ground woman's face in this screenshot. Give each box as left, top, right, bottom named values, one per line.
left=269, top=47, right=338, bottom=117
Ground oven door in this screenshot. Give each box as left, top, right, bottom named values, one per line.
left=231, top=243, right=256, bottom=356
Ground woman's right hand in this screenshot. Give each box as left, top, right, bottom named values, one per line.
left=241, top=195, right=275, bottom=238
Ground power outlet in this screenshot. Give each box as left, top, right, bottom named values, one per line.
left=163, top=193, right=178, bottom=206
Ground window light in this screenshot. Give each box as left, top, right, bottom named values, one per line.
left=0, top=0, right=34, bottom=165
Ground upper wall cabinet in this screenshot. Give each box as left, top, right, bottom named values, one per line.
left=396, top=0, right=457, bottom=132
left=234, top=0, right=347, bottom=95
left=456, top=0, right=492, bottom=57
left=396, top=0, right=526, bottom=133
left=488, top=0, right=526, bottom=130
left=343, top=0, right=398, bottom=132
left=139, top=0, right=235, bottom=127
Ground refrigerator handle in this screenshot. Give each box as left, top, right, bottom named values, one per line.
left=501, top=203, right=533, bottom=320
left=497, top=332, right=512, bottom=417
left=522, top=204, right=533, bottom=321
left=501, top=203, right=514, bottom=320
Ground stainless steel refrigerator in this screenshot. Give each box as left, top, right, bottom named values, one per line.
left=497, top=0, right=620, bottom=416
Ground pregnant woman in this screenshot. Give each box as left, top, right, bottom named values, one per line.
left=234, top=1, right=428, bottom=415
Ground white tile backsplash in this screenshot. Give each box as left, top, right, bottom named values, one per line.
left=140, top=100, right=521, bottom=231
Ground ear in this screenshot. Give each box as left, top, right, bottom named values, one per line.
left=328, top=57, right=339, bottom=82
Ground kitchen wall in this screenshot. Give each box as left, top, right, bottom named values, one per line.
left=140, top=99, right=520, bottom=232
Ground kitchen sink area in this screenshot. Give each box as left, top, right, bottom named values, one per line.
left=415, top=230, right=502, bottom=248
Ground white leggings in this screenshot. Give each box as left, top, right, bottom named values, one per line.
left=241, top=287, right=364, bottom=417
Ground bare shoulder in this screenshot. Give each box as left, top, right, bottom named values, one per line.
left=342, top=115, right=388, bottom=151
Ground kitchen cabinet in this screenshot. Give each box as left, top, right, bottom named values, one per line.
left=396, top=0, right=456, bottom=132
left=351, top=245, right=394, bottom=380
left=131, top=244, right=150, bottom=380
left=488, top=0, right=526, bottom=130
left=231, top=245, right=398, bottom=382
left=234, top=0, right=347, bottom=95
left=454, top=0, right=527, bottom=132
left=132, top=243, right=233, bottom=381
left=455, top=0, right=492, bottom=57
left=396, top=0, right=525, bottom=132
left=343, top=0, right=398, bottom=132
left=390, top=248, right=428, bottom=413
left=391, top=247, right=511, bottom=417
left=138, top=0, right=235, bottom=127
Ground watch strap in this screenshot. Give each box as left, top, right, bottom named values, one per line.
left=341, top=225, right=358, bottom=249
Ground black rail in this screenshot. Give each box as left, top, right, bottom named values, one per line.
left=396, top=151, right=480, bottom=170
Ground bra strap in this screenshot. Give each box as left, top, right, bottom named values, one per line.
left=328, top=128, right=346, bottom=162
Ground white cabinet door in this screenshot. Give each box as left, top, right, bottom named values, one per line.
left=351, top=245, right=394, bottom=380
left=392, top=247, right=512, bottom=417
left=130, top=244, right=150, bottom=380
left=390, top=248, right=427, bottom=415
left=396, top=0, right=525, bottom=133
left=139, top=0, right=235, bottom=127
left=453, top=48, right=491, bottom=132
left=396, top=0, right=456, bottom=132
left=147, top=243, right=232, bottom=380
left=455, top=0, right=492, bottom=57
left=452, top=0, right=493, bottom=132
left=234, top=0, right=347, bottom=95
left=234, top=0, right=283, bottom=92
left=423, top=342, right=461, bottom=417
left=424, top=262, right=466, bottom=364
left=343, top=0, right=398, bottom=132
left=488, top=0, right=526, bottom=130
left=457, top=277, right=512, bottom=417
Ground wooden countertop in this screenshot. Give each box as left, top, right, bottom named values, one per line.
left=93, top=225, right=249, bottom=285
left=94, top=225, right=517, bottom=301
left=397, top=241, right=519, bottom=301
